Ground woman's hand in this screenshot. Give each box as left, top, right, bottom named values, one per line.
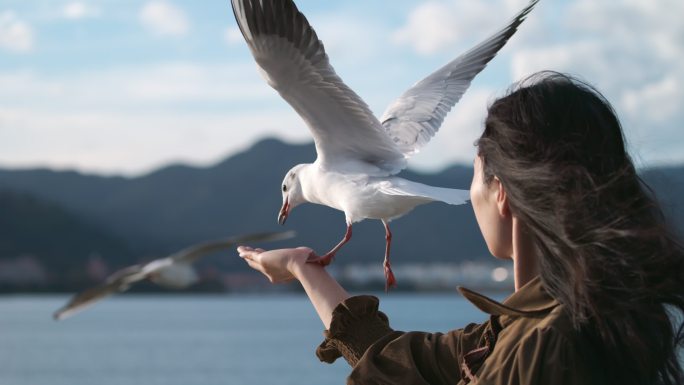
left=237, top=246, right=314, bottom=283
left=237, top=245, right=350, bottom=328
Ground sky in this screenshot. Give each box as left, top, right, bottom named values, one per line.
left=0, top=0, right=681, bottom=176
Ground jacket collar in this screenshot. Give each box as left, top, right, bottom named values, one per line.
left=457, top=276, right=558, bottom=319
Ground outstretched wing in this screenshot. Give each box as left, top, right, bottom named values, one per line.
left=231, top=0, right=406, bottom=175
left=53, top=231, right=295, bottom=320
left=171, top=230, right=296, bottom=264
left=53, top=265, right=145, bottom=321
left=381, top=0, right=539, bottom=157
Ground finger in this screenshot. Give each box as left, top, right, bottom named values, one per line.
left=237, top=245, right=254, bottom=253
left=251, top=251, right=264, bottom=264
left=238, top=248, right=259, bottom=260
left=244, top=259, right=265, bottom=274
left=255, top=248, right=265, bottom=253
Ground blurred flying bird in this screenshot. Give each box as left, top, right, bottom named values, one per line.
left=231, top=0, right=539, bottom=289
left=53, top=231, right=295, bottom=320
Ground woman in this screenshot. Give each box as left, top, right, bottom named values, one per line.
left=237, top=72, right=684, bottom=384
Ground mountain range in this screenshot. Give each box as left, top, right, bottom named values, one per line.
left=1, top=138, right=682, bottom=291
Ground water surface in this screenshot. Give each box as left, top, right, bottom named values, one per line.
left=0, top=293, right=492, bottom=385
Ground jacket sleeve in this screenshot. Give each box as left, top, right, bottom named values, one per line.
left=316, top=295, right=489, bottom=385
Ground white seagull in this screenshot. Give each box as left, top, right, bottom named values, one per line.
left=231, top=0, right=538, bottom=289
left=53, top=231, right=295, bottom=320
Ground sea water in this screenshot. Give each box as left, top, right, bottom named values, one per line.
left=0, top=293, right=494, bottom=385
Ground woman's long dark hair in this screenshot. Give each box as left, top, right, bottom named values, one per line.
left=477, top=72, right=684, bottom=384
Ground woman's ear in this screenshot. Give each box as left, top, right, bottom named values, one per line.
left=493, top=176, right=511, bottom=218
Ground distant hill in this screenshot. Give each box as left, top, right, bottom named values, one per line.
left=0, top=138, right=682, bottom=287
left=0, top=189, right=133, bottom=290
left=0, top=139, right=482, bottom=267
left=639, top=166, right=684, bottom=233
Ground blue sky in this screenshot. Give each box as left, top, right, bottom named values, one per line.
left=0, top=0, right=681, bottom=176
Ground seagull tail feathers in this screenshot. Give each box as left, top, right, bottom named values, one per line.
left=380, top=179, right=470, bottom=206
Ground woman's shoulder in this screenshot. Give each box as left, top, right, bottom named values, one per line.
left=477, top=305, right=598, bottom=384
left=500, top=303, right=577, bottom=352
left=532, top=303, right=575, bottom=337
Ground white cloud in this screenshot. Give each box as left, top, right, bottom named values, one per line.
left=410, top=88, right=494, bottom=171
left=0, top=63, right=309, bottom=176
left=0, top=62, right=278, bottom=109
left=390, top=0, right=684, bottom=167
left=392, top=0, right=537, bottom=55
left=139, top=1, right=189, bottom=37
left=0, top=11, right=33, bottom=53
left=0, top=106, right=304, bottom=176
left=311, top=15, right=387, bottom=67
left=511, top=41, right=598, bottom=80
left=1, top=0, right=682, bottom=175
left=509, top=0, right=684, bottom=166
left=62, top=2, right=100, bottom=20
left=622, top=76, right=681, bottom=124
left=394, top=1, right=484, bottom=55
left=224, top=26, right=242, bottom=45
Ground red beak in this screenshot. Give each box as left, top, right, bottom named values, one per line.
left=278, top=198, right=290, bottom=225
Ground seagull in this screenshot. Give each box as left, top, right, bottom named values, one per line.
left=53, top=231, right=295, bottom=320
left=231, top=0, right=538, bottom=289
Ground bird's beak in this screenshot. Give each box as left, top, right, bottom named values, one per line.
left=278, top=198, right=290, bottom=225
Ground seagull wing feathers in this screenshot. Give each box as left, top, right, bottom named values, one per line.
left=53, top=231, right=295, bottom=320
left=171, top=230, right=296, bottom=264
left=380, top=0, right=539, bottom=157
left=231, top=0, right=406, bottom=175
left=52, top=264, right=146, bottom=320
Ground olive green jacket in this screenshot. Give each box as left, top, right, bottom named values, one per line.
left=317, top=276, right=600, bottom=384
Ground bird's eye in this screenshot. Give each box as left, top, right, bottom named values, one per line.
left=282, top=184, right=288, bottom=192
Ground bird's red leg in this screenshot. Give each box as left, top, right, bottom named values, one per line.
left=383, top=220, right=396, bottom=291
left=307, top=223, right=352, bottom=266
